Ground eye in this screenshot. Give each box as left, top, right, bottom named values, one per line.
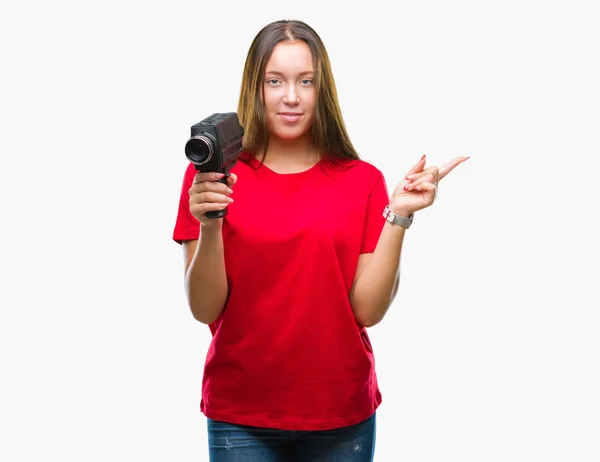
left=300, top=78, right=313, bottom=85
left=265, top=78, right=281, bottom=86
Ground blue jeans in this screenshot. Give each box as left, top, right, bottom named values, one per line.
left=207, top=413, right=376, bottom=461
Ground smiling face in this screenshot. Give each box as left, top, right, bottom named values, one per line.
left=263, top=40, right=316, bottom=142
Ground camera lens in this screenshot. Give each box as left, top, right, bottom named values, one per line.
left=185, top=134, right=215, bottom=165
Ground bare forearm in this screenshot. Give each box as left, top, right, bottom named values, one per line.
left=350, top=222, right=406, bottom=327
left=185, top=226, right=228, bottom=324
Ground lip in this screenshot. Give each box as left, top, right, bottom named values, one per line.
left=278, top=112, right=303, bottom=123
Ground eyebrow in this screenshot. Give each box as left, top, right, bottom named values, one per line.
left=265, top=71, right=314, bottom=77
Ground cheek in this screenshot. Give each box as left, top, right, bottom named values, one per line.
left=304, top=94, right=316, bottom=122
left=304, top=91, right=316, bottom=110
left=263, top=89, right=279, bottom=112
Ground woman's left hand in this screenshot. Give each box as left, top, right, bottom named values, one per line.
left=388, top=154, right=469, bottom=216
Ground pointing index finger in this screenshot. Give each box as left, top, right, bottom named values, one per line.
left=439, top=156, right=469, bottom=180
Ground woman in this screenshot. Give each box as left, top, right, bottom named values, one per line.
left=173, top=19, right=467, bottom=461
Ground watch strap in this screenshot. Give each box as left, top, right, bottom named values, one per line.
left=383, top=205, right=414, bottom=229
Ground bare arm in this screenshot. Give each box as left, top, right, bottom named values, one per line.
left=182, top=223, right=229, bottom=324
left=181, top=171, right=237, bottom=325
left=349, top=222, right=405, bottom=327
left=349, top=155, right=469, bottom=327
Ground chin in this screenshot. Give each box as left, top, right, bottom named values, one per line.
left=272, top=126, right=310, bottom=141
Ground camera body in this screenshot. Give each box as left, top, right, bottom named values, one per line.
left=184, top=112, right=245, bottom=219
left=185, top=112, right=244, bottom=174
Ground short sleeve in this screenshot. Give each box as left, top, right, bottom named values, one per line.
left=360, top=172, right=389, bottom=254
left=172, top=162, right=201, bottom=244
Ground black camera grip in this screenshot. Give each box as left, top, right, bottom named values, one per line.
left=205, top=174, right=230, bottom=220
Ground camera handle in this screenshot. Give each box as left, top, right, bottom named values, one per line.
left=205, top=173, right=230, bottom=219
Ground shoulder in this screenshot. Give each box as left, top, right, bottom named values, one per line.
left=353, top=159, right=384, bottom=180
left=321, top=157, right=385, bottom=188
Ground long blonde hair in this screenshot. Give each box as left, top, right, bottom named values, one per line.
left=237, top=19, right=360, bottom=164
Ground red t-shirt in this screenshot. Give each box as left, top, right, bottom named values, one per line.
left=172, top=153, right=390, bottom=431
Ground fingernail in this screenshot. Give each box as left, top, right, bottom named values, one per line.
left=214, top=173, right=223, bottom=179
left=228, top=197, right=234, bottom=203
left=227, top=188, right=234, bottom=194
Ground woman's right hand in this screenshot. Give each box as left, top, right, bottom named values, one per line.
left=188, top=171, right=237, bottom=225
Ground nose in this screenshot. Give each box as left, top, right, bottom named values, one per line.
left=282, top=84, right=299, bottom=105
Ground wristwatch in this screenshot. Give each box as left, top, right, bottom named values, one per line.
left=382, top=205, right=414, bottom=229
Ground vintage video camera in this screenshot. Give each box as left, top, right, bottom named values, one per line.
left=184, top=112, right=244, bottom=219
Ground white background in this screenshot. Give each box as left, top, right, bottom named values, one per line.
left=1, top=0, right=599, bottom=460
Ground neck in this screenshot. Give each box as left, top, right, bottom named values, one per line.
left=261, top=133, right=319, bottom=168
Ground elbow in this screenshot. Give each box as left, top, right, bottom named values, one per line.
left=352, top=297, right=392, bottom=328
left=352, top=301, right=386, bottom=328
left=189, top=301, right=224, bottom=325
left=184, top=280, right=227, bottom=325
left=356, top=313, right=384, bottom=328
left=351, top=274, right=400, bottom=328
left=191, top=309, right=219, bottom=325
